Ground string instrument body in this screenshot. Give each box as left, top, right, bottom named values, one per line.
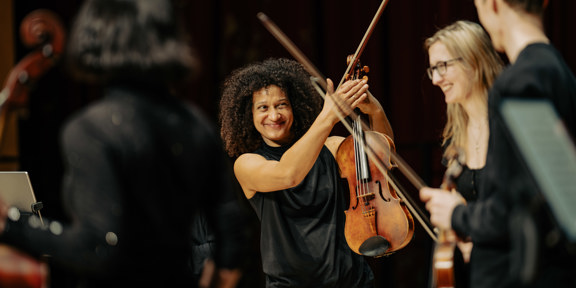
left=337, top=128, right=414, bottom=256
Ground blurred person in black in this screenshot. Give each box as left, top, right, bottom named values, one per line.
left=0, top=0, right=246, bottom=287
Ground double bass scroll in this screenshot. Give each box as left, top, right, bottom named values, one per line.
left=0, top=9, right=66, bottom=170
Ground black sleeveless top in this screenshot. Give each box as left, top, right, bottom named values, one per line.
left=441, top=141, right=483, bottom=203
left=452, top=164, right=484, bottom=288
left=249, top=143, right=374, bottom=288
left=455, top=165, right=485, bottom=203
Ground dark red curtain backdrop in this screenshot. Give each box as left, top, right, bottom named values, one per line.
left=11, top=1, right=576, bottom=287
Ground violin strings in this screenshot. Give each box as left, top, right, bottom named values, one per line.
left=353, top=116, right=366, bottom=213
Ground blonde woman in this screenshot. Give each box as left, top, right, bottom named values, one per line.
left=423, top=20, right=503, bottom=288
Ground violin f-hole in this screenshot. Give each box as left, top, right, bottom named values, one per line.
left=376, top=180, right=390, bottom=202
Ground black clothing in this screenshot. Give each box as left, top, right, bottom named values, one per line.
left=454, top=165, right=483, bottom=203
left=189, top=210, right=217, bottom=278
left=248, top=143, right=374, bottom=288
left=189, top=201, right=251, bottom=281
left=441, top=141, right=482, bottom=203
left=1, top=84, right=244, bottom=288
left=440, top=141, right=482, bottom=288
left=452, top=44, right=576, bottom=288
left=453, top=165, right=484, bottom=288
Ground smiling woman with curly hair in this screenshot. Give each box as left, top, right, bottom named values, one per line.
left=218, top=57, right=394, bottom=287
left=219, top=58, right=322, bottom=158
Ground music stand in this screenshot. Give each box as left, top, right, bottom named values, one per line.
left=0, top=171, right=43, bottom=220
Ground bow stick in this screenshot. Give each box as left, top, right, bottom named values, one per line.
left=337, top=0, right=389, bottom=89
left=257, top=9, right=438, bottom=242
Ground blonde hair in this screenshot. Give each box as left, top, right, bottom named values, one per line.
left=424, top=20, right=504, bottom=161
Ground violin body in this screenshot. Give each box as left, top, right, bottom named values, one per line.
left=337, top=129, right=414, bottom=256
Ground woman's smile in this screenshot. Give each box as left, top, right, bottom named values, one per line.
left=252, top=85, right=294, bottom=146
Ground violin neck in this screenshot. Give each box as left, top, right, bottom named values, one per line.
left=352, top=115, right=371, bottom=181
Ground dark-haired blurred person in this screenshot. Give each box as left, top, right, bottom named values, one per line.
left=0, top=0, right=246, bottom=287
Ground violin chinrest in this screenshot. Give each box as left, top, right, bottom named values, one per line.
left=359, top=235, right=389, bottom=257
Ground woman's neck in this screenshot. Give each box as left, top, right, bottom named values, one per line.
left=462, top=90, right=487, bottom=125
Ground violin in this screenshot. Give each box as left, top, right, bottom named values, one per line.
left=430, top=149, right=465, bottom=288
left=336, top=57, right=414, bottom=257
left=0, top=9, right=65, bottom=288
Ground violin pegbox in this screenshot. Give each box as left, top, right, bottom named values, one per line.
left=345, top=54, right=370, bottom=82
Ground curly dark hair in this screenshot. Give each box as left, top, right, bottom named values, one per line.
left=219, top=58, right=322, bottom=158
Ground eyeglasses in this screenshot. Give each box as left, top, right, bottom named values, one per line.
left=427, top=57, right=463, bottom=80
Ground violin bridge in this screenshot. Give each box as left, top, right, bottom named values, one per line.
left=362, top=208, right=377, bottom=233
